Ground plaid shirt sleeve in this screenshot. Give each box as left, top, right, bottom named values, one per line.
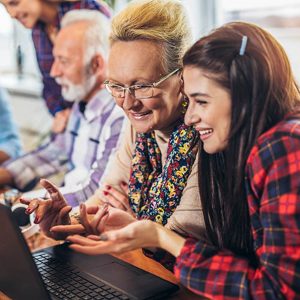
left=174, top=118, right=300, bottom=299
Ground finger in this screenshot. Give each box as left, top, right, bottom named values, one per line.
left=40, top=178, right=60, bottom=193
left=67, top=234, right=99, bottom=246
left=79, top=204, right=93, bottom=234
left=25, top=199, right=43, bottom=214
left=87, top=235, right=101, bottom=241
left=57, top=206, right=72, bottom=225
left=105, top=186, right=130, bottom=211
left=90, top=205, right=108, bottom=233
left=120, top=181, right=129, bottom=195
left=19, top=198, right=31, bottom=205
left=51, top=224, right=85, bottom=234
left=97, top=213, right=109, bottom=233
left=103, top=193, right=127, bottom=211
left=86, top=205, right=100, bottom=215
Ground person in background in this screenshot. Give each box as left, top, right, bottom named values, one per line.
left=0, top=87, right=22, bottom=164
left=66, top=22, right=300, bottom=299
left=0, top=10, right=124, bottom=202
left=0, top=0, right=110, bottom=133
left=22, top=0, right=204, bottom=252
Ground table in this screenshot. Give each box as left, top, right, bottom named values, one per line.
left=0, top=231, right=201, bottom=300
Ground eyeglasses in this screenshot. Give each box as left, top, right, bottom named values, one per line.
left=104, top=68, right=180, bottom=99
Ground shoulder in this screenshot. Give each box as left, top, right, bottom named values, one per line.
left=247, top=113, right=300, bottom=169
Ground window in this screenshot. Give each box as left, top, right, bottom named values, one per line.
left=220, top=0, right=300, bottom=80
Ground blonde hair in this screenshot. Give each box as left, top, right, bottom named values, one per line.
left=110, top=0, right=192, bottom=73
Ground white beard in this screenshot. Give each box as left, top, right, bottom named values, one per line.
left=55, top=72, right=97, bottom=102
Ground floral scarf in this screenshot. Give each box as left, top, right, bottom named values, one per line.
left=128, top=122, right=199, bottom=225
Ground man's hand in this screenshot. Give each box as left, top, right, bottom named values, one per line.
left=20, top=179, right=72, bottom=240
left=51, top=204, right=136, bottom=237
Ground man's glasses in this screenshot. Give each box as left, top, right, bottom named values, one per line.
left=104, top=68, right=180, bottom=100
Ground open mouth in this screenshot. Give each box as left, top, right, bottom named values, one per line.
left=130, top=111, right=152, bottom=120
left=198, top=128, right=213, bottom=139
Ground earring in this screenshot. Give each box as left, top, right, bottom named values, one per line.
left=181, top=97, right=188, bottom=114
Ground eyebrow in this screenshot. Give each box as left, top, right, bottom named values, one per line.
left=189, top=92, right=211, bottom=98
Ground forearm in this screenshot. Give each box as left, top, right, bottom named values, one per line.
left=156, top=224, right=186, bottom=257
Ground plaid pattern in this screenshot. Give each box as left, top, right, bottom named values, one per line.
left=32, top=0, right=111, bottom=115
left=174, top=113, right=300, bottom=299
left=4, top=90, right=124, bottom=196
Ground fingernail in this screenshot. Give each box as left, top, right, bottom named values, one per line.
left=25, top=208, right=31, bottom=214
left=34, top=216, right=39, bottom=224
left=99, top=234, right=108, bottom=241
left=106, top=185, right=111, bottom=190
left=103, top=191, right=108, bottom=196
left=121, top=181, right=127, bottom=186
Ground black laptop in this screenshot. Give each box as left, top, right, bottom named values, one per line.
left=0, top=204, right=179, bottom=300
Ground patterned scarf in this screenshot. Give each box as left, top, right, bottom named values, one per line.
left=128, top=122, right=199, bottom=225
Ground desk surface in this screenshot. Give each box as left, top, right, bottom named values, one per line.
left=0, top=231, right=200, bottom=300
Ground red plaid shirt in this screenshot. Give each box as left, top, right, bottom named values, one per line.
left=174, top=113, right=300, bottom=299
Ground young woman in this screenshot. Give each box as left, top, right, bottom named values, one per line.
left=67, top=22, right=300, bottom=299
left=1, top=0, right=110, bottom=131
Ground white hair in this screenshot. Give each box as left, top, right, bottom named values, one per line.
left=61, top=9, right=110, bottom=64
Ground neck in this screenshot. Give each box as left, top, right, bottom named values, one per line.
left=40, top=2, right=58, bottom=24
left=82, top=87, right=103, bottom=104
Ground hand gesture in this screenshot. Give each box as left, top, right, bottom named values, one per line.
left=20, top=179, right=72, bottom=239
left=51, top=203, right=136, bottom=237
left=67, top=220, right=160, bottom=255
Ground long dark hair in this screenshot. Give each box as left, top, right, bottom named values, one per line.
left=183, top=22, right=300, bottom=256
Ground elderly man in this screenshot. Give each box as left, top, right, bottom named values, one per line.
left=0, top=10, right=124, bottom=199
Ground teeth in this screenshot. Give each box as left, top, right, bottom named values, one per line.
left=199, top=129, right=213, bottom=136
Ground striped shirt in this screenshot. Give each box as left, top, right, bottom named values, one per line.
left=4, top=89, right=124, bottom=197
left=174, top=113, right=300, bottom=299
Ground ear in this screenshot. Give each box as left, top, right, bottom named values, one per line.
left=90, top=54, right=105, bottom=77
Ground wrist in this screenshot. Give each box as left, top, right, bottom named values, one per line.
left=157, top=224, right=186, bottom=257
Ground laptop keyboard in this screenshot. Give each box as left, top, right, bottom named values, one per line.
left=33, top=252, right=130, bottom=300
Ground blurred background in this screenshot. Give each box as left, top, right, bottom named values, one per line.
left=0, top=0, right=300, bottom=151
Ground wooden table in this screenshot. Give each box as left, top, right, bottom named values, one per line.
left=0, top=231, right=201, bottom=300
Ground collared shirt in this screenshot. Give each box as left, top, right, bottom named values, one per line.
left=174, top=113, right=300, bottom=299
left=32, top=0, right=111, bottom=115
left=4, top=89, right=125, bottom=194
left=0, top=88, right=21, bottom=160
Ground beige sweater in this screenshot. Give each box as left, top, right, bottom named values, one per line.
left=91, top=122, right=205, bottom=239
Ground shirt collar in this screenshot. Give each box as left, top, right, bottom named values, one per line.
left=81, top=88, right=113, bottom=122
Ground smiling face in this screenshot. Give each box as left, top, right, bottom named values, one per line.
left=50, top=22, right=100, bottom=103
left=1, top=0, right=42, bottom=28
left=107, top=40, right=183, bottom=133
left=184, top=66, right=232, bottom=154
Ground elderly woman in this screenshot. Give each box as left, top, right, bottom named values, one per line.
left=22, top=0, right=203, bottom=243
left=0, top=0, right=110, bottom=131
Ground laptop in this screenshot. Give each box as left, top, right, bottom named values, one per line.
left=0, top=204, right=179, bottom=300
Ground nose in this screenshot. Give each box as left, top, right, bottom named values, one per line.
left=184, top=101, right=198, bottom=126
left=122, top=90, right=140, bottom=111
left=50, top=60, right=61, bottom=79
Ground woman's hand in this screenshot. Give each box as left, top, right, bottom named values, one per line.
left=51, top=204, right=136, bottom=236
left=20, top=179, right=72, bottom=240
left=67, top=220, right=161, bottom=255
left=102, top=182, right=134, bottom=215
left=67, top=219, right=187, bottom=257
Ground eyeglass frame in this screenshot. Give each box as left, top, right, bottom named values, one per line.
left=103, top=68, right=181, bottom=99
